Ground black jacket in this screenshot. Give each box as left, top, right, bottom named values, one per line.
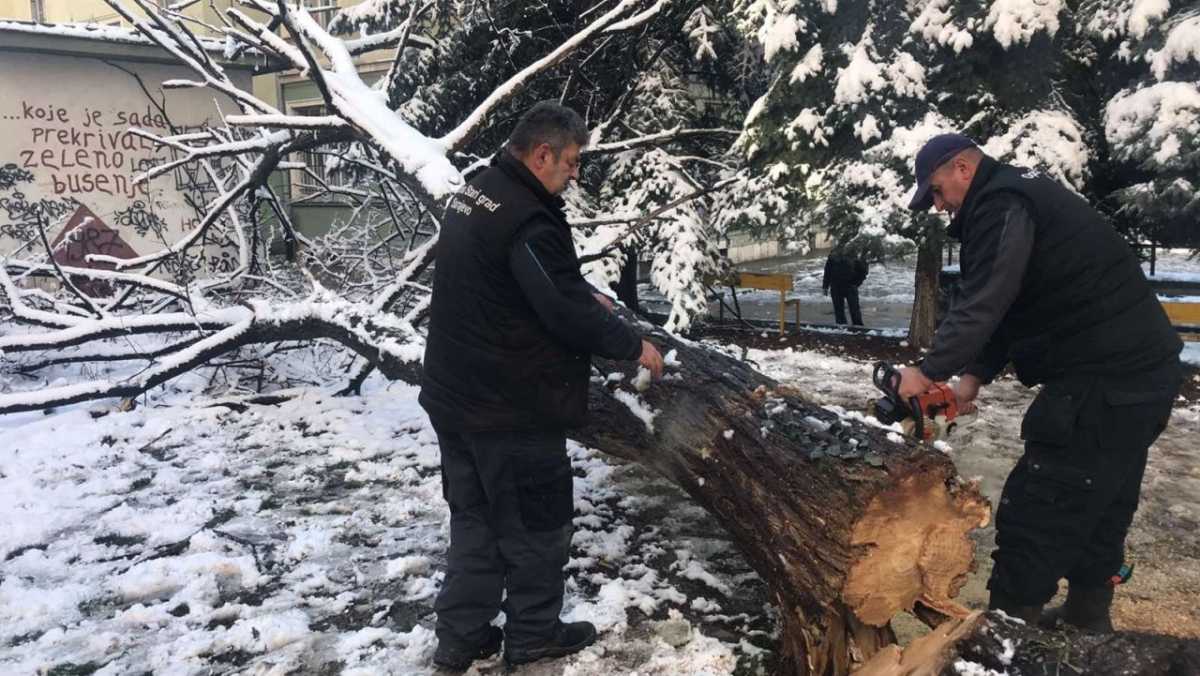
left=823, top=254, right=868, bottom=290
left=921, top=157, right=1181, bottom=385
left=419, top=152, right=641, bottom=432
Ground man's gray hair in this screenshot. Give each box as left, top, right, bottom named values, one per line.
left=507, top=101, right=589, bottom=157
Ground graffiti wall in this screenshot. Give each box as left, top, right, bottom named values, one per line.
left=0, top=39, right=255, bottom=286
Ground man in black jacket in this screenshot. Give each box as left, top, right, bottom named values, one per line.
left=420, top=102, right=663, bottom=671
left=822, top=248, right=869, bottom=326
left=897, top=133, right=1182, bottom=630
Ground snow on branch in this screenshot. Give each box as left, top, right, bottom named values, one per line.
left=0, top=296, right=429, bottom=414
left=103, top=0, right=280, bottom=116
left=439, top=0, right=648, bottom=154
left=985, top=0, right=1064, bottom=48
left=1105, top=81, right=1200, bottom=169
left=578, top=175, right=739, bottom=264
left=586, top=127, right=741, bottom=155
left=341, top=14, right=436, bottom=54
left=603, top=0, right=668, bottom=32
left=276, top=5, right=463, bottom=198
left=5, top=259, right=190, bottom=299
left=225, top=113, right=349, bottom=129
left=0, top=313, right=255, bottom=414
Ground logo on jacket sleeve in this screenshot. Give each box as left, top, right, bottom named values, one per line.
left=447, top=184, right=504, bottom=217
left=462, top=184, right=502, bottom=213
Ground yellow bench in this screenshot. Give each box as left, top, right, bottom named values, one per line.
left=1163, top=301, right=1200, bottom=341
left=731, top=272, right=800, bottom=333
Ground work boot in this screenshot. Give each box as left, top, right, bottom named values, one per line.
left=1040, top=584, right=1114, bottom=632
left=504, top=621, right=597, bottom=666
left=987, top=589, right=1044, bottom=625
left=433, top=626, right=503, bottom=673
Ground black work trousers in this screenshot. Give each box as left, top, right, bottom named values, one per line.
left=830, top=285, right=863, bottom=326
left=432, top=425, right=574, bottom=652
left=988, top=360, right=1181, bottom=605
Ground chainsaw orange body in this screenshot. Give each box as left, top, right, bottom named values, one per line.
left=872, top=362, right=967, bottom=442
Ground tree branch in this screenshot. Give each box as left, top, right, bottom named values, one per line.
left=384, top=1, right=434, bottom=107
left=585, top=127, right=741, bottom=155
left=439, top=0, right=643, bottom=154
left=578, top=176, right=738, bottom=263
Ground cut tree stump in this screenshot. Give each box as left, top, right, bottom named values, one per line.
left=573, top=318, right=992, bottom=675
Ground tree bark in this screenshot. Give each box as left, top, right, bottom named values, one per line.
left=908, top=229, right=943, bottom=350
left=575, top=320, right=991, bottom=675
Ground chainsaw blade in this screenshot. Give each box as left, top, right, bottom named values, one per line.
left=900, top=416, right=936, bottom=442
left=930, top=415, right=952, bottom=442
left=925, top=408, right=980, bottom=442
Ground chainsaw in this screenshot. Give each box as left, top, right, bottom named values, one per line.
left=871, top=362, right=974, bottom=443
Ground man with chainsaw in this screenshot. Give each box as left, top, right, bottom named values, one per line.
left=420, top=101, right=664, bottom=671
left=897, top=133, right=1182, bottom=631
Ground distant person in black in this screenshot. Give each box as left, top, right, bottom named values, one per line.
left=419, top=102, right=663, bottom=671
left=613, top=245, right=640, bottom=313
left=822, top=248, right=868, bottom=326
left=898, top=133, right=1182, bottom=631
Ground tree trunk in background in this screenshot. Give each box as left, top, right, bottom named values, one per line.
left=579, top=319, right=991, bottom=675
left=908, top=228, right=944, bottom=349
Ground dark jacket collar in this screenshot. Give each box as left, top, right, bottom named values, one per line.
left=494, top=151, right=568, bottom=222
left=948, top=154, right=999, bottom=240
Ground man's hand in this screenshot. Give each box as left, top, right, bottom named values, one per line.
left=954, top=373, right=982, bottom=414
left=898, top=366, right=933, bottom=399
left=593, top=292, right=615, bottom=313
left=639, top=339, right=664, bottom=380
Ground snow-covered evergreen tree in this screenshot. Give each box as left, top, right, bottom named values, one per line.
left=1097, top=4, right=1200, bottom=245
left=732, top=0, right=1200, bottom=344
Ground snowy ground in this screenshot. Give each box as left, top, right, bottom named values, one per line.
left=639, top=254, right=920, bottom=329
left=1, top=360, right=774, bottom=675
left=1143, top=248, right=1200, bottom=285
left=640, top=247, right=1200, bottom=330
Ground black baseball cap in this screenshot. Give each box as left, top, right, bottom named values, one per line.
left=908, top=133, right=978, bottom=211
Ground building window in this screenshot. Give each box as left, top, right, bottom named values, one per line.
left=291, top=104, right=354, bottom=199
left=299, top=0, right=337, bottom=30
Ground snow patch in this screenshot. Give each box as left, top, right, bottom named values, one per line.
left=985, top=0, right=1063, bottom=48
left=1150, top=16, right=1200, bottom=80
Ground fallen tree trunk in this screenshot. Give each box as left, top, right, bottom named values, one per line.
left=577, top=321, right=1200, bottom=674
left=575, top=320, right=992, bottom=675
left=857, top=610, right=1200, bottom=675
